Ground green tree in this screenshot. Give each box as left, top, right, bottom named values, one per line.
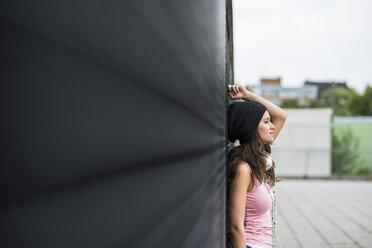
left=347, top=86, right=372, bottom=116
left=319, top=87, right=353, bottom=116
left=281, top=98, right=300, bottom=108
left=332, top=126, right=360, bottom=175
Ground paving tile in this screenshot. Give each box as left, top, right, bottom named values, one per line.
left=274, top=180, right=372, bottom=248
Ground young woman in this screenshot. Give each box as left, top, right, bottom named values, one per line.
left=227, top=84, right=287, bottom=248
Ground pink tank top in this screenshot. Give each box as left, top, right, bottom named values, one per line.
left=244, top=163, right=273, bottom=248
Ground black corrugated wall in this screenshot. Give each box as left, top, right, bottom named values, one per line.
left=0, top=0, right=231, bottom=247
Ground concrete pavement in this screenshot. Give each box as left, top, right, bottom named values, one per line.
left=275, top=179, right=372, bottom=248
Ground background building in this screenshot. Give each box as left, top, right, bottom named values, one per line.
left=305, top=80, right=349, bottom=98
left=272, top=109, right=332, bottom=177
left=252, top=78, right=318, bottom=106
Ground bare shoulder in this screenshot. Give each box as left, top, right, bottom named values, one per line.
left=235, top=162, right=251, bottom=178
left=231, top=162, right=253, bottom=192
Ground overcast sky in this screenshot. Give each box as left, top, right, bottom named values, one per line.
left=233, top=0, right=372, bottom=93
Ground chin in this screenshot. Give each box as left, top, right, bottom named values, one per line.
left=265, top=138, right=274, bottom=145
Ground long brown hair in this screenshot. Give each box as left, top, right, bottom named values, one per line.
left=228, top=131, right=280, bottom=187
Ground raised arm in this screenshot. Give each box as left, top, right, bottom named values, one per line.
left=228, top=84, right=287, bottom=140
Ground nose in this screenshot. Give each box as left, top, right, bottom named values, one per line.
left=271, top=123, right=275, bottom=130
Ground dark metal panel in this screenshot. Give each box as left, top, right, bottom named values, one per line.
left=0, top=0, right=227, bottom=247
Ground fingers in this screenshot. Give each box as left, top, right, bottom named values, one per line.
left=228, top=92, right=237, bottom=100
left=228, top=84, right=241, bottom=95
left=233, top=85, right=238, bottom=94
left=228, top=84, right=235, bottom=93
left=228, top=85, right=240, bottom=100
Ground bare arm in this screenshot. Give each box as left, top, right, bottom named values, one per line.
left=228, top=84, right=287, bottom=140
left=229, top=163, right=252, bottom=248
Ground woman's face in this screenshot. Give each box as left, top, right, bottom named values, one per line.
left=257, top=111, right=275, bottom=145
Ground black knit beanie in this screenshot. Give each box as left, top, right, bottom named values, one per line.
left=228, top=101, right=267, bottom=144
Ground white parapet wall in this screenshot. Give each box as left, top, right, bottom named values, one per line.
left=272, top=108, right=332, bottom=177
